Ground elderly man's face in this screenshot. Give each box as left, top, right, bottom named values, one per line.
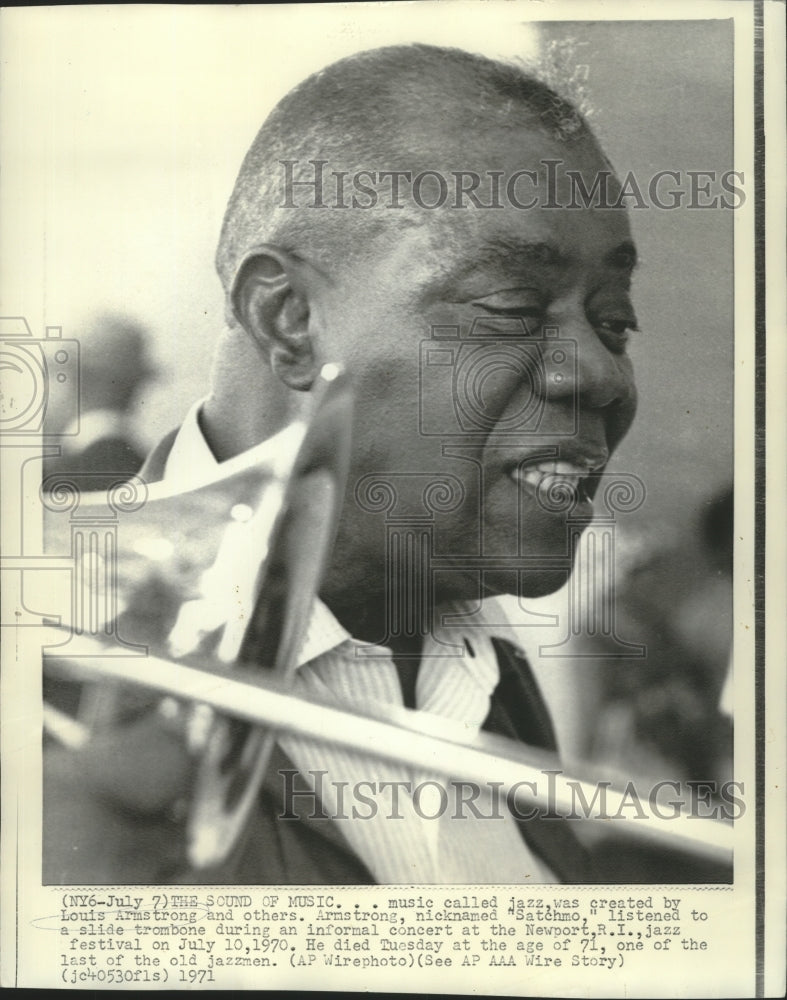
left=315, top=126, right=638, bottom=605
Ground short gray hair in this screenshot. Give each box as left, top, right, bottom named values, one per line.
left=215, top=43, right=593, bottom=295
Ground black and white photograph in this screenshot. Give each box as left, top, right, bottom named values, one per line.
left=0, top=2, right=784, bottom=995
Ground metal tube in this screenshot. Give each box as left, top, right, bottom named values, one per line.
left=43, top=629, right=734, bottom=866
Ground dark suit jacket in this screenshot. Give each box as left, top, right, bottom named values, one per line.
left=43, top=429, right=592, bottom=885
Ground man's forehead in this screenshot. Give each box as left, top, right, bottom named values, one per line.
left=446, top=232, right=638, bottom=275
left=392, top=125, right=633, bottom=252
left=311, top=122, right=635, bottom=288
left=413, top=199, right=637, bottom=292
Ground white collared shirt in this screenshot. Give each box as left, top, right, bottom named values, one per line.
left=164, top=400, right=556, bottom=883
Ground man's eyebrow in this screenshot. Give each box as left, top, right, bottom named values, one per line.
left=472, top=238, right=567, bottom=271
left=451, top=237, right=638, bottom=276
left=438, top=239, right=566, bottom=287
left=427, top=236, right=639, bottom=296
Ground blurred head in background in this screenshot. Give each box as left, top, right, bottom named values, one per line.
left=78, top=313, right=158, bottom=415
left=44, top=313, right=159, bottom=483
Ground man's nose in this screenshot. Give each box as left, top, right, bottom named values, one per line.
left=544, top=311, right=634, bottom=411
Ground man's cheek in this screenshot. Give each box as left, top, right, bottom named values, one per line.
left=482, top=476, right=573, bottom=557
left=446, top=364, right=525, bottom=436
left=433, top=496, right=483, bottom=561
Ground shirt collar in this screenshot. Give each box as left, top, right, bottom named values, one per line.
left=162, top=398, right=220, bottom=487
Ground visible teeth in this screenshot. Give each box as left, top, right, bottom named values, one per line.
left=529, top=460, right=588, bottom=475
left=509, top=460, right=590, bottom=491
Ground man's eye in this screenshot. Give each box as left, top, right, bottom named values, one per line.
left=472, top=292, right=545, bottom=328
left=481, top=305, right=544, bottom=321
left=472, top=290, right=544, bottom=314
left=596, top=318, right=638, bottom=336
left=593, top=316, right=640, bottom=353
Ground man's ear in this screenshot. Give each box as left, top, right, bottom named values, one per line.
left=230, top=245, right=320, bottom=391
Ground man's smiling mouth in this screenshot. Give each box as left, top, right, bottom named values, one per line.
left=504, top=451, right=608, bottom=507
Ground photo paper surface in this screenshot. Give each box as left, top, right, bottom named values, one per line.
left=1, top=2, right=784, bottom=995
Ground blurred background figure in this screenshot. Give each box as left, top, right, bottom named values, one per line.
left=41, top=313, right=159, bottom=727
left=44, top=313, right=158, bottom=485
left=578, top=484, right=734, bottom=882
left=591, top=486, right=733, bottom=782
